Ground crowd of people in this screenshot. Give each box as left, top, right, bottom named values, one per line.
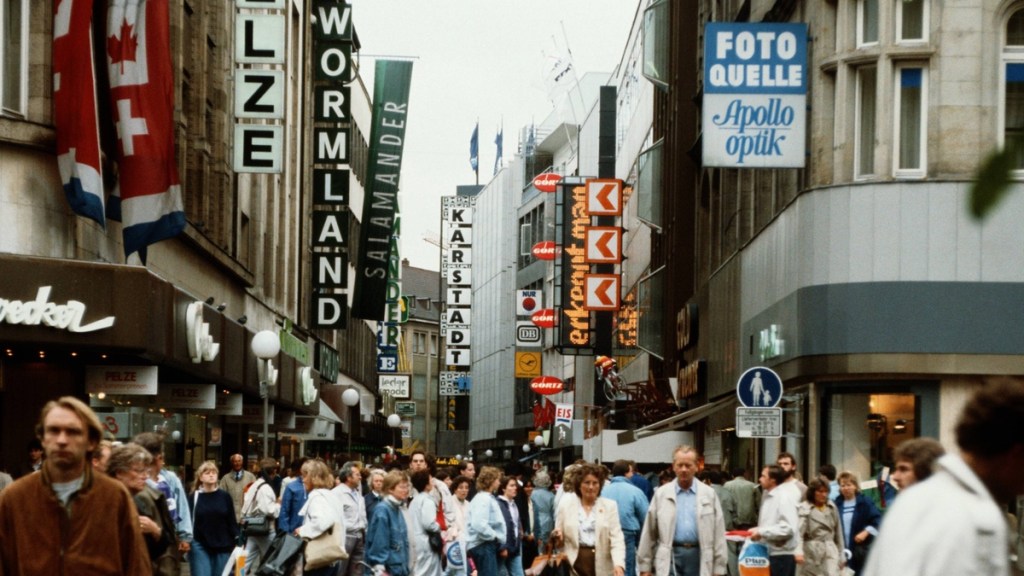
left=0, top=382, right=1022, bottom=576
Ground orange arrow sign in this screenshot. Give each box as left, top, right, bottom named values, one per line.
left=584, top=274, right=621, bottom=311
left=585, top=178, right=622, bottom=216
left=585, top=226, right=621, bottom=263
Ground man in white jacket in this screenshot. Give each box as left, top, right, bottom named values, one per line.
left=862, top=381, right=1024, bottom=576
left=749, top=464, right=801, bottom=576
left=637, top=445, right=727, bottom=576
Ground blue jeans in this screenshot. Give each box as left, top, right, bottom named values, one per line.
left=468, top=540, right=500, bottom=576
left=498, top=551, right=525, bottom=576
left=189, top=539, right=232, bottom=576
left=622, top=529, right=639, bottom=576
left=672, top=546, right=701, bottom=576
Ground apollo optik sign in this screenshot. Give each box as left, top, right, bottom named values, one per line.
left=703, top=23, right=807, bottom=168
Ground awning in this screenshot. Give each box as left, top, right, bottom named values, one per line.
left=296, top=399, right=343, bottom=424
left=617, top=395, right=737, bottom=445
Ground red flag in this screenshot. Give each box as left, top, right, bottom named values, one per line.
left=105, top=0, right=183, bottom=261
left=53, top=0, right=106, bottom=225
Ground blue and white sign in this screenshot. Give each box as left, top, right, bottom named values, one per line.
left=703, top=23, right=807, bottom=167
left=736, top=366, right=783, bottom=408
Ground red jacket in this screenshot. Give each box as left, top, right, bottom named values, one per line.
left=0, top=465, right=152, bottom=576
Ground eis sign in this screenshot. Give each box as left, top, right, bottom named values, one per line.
left=703, top=23, right=807, bottom=168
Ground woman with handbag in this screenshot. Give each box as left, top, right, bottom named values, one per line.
left=188, top=460, right=240, bottom=576
left=411, top=470, right=444, bottom=576
left=834, top=471, right=881, bottom=575
left=242, top=457, right=282, bottom=574
left=365, top=470, right=412, bottom=576
left=550, top=463, right=625, bottom=576
left=799, top=478, right=845, bottom=576
left=296, top=460, right=346, bottom=576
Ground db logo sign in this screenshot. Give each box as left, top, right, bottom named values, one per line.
left=531, top=309, right=556, bottom=329
left=531, top=241, right=557, bottom=260
left=532, top=172, right=562, bottom=193
left=517, top=323, right=541, bottom=345
left=530, top=376, right=563, bottom=395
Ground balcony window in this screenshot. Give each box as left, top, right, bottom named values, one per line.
left=637, top=266, right=665, bottom=360
left=642, top=0, right=669, bottom=90
left=637, top=139, right=664, bottom=230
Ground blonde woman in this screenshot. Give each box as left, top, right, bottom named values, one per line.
left=297, top=459, right=346, bottom=576
left=187, top=460, right=239, bottom=576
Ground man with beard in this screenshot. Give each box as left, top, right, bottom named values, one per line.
left=0, top=396, right=151, bottom=575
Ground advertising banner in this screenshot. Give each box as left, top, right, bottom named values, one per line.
left=553, top=402, right=574, bottom=448
left=703, top=23, right=807, bottom=168
left=352, top=60, right=414, bottom=319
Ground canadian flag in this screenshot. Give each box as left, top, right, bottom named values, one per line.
left=105, top=0, right=183, bottom=262
left=53, top=0, right=105, bottom=225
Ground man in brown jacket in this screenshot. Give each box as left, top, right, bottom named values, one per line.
left=0, top=396, right=151, bottom=576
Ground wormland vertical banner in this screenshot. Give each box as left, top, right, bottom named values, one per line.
left=352, top=59, right=413, bottom=320
left=702, top=23, right=807, bottom=168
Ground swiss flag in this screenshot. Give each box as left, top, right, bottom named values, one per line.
left=53, top=0, right=105, bottom=225
left=105, top=0, right=183, bottom=262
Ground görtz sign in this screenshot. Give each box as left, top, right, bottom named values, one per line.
left=703, top=23, right=807, bottom=168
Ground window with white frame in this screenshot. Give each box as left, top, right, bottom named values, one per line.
left=430, top=333, right=438, bottom=356
left=855, top=66, right=878, bottom=178
left=413, top=332, right=426, bottom=355
left=897, top=0, right=927, bottom=43
left=1, top=0, right=28, bottom=116
left=857, top=0, right=880, bottom=46
left=894, top=66, right=927, bottom=176
left=1003, top=10, right=1024, bottom=169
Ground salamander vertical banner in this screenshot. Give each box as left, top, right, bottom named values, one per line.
left=352, top=60, right=413, bottom=319
left=703, top=23, right=807, bottom=168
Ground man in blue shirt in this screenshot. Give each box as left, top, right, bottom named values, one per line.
left=603, top=460, right=650, bottom=576
left=277, top=458, right=308, bottom=534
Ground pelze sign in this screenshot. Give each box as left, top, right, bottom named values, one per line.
left=703, top=23, right=807, bottom=168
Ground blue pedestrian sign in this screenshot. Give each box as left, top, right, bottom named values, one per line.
left=736, top=366, right=783, bottom=408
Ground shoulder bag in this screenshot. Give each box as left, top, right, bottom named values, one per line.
left=241, top=480, right=273, bottom=537
left=304, top=519, right=348, bottom=570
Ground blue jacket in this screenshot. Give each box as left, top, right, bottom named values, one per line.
left=465, top=492, right=506, bottom=551
left=602, top=476, right=650, bottom=532
left=365, top=497, right=409, bottom=576
left=531, top=487, right=555, bottom=543
left=278, top=478, right=307, bottom=534
left=835, top=492, right=882, bottom=572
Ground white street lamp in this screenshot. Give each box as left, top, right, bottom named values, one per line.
left=387, top=413, right=401, bottom=449
left=251, top=330, right=280, bottom=458
left=342, top=388, right=360, bottom=457
left=534, top=434, right=546, bottom=448
left=522, top=443, right=531, bottom=453
left=484, top=449, right=493, bottom=459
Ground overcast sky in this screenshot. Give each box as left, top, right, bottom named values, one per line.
left=352, top=1, right=640, bottom=271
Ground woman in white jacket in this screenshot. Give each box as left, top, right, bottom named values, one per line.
left=242, top=458, right=282, bottom=574
left=296, top=460, right=346, bottom=576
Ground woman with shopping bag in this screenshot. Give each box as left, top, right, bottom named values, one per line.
left=242, top=458, right=282, bottom=574
left=296, top=460, right=347, bottom=576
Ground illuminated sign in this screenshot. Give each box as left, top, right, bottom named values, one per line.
left=616, top=290, right=637, bottom=348
left=677, top=303, right=698, bottom=350
left=558, top=184, right=592, bottom=351
left=0, top=286, right=115, bottom=334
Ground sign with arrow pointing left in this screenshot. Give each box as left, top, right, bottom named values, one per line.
left=585, top=226, right=622, bottom=264
left=584, top=274, right=621, bottom=311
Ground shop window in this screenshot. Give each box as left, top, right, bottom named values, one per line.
left=637, top=139, right=664, bottom=230
left=857, top=0, right=879, bottom=47
left=1, top=0, right=27, bottom=116
left=896, top=0, right=927, bottom=43
left=855, top=66, right=878, bottom=179
left=642, top=0, right=669, bottom=91
left=1003, top=10, right=1024, bottom=169
left=894, top=66, right=927, bottom=177
left=824, top=391, right=917, bottom=490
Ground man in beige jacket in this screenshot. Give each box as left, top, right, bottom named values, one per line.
left=638, top=446, right=727, bottom=576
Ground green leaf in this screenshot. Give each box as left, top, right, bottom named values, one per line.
left=970, top=146, right=1018, bottom=220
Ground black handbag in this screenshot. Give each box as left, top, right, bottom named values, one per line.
left=256, top=532, right=305, bottom=576
left=427, top=531, right=444, bottom=554
left=241, top=481, right=273, bottom=537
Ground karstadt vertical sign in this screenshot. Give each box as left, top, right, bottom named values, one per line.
left=703, top=23, right=807, bottom=168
